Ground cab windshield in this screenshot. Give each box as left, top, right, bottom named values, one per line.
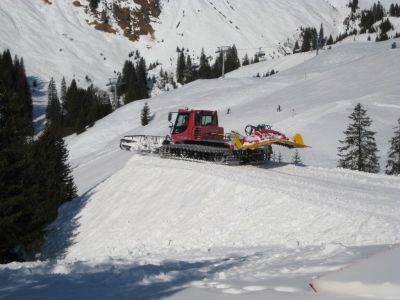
left=173, top=113, right=189, bottom=134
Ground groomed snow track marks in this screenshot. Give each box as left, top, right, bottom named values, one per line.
left=65, top=155, right=400, bottom=260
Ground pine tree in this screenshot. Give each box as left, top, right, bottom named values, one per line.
left=176, top=51, right=186, bottom=84
left=89, top=0, right=100, bottom=12
left=242, top=53, right=250, bottom=66
left=124, top=61, right=138, bottom=103
left=141, top=102, right=151, bottom=126
left=338, top=103, right=380, bottom=173
left=318, top=24, right=325, bottom=47
left=0, top=88, right=36, bottom=262
left=376, top=19, right=393, bottom=42
left=0, top=50, right=76, bottom=263
left=348, top=0, right=359, bottom=13
left=63, top=79, right=79, bottom=130
left=253, top=53, right=260, bottom=63
left=198, top=48, right=211, bottom=79
left=46, top=78, right=62, bottom=134
left=292, top=149, right=303, bottom=165
left=184, top=55, right=193, bottom=83
left=293, top=41, right=300, bottom=53
left=326, top=35, right=334, bottom=45
left=225, top=45, right=240, bottom=72
left=135, top=57, right=149, bottom=99
left=301, top=28, right=312, bottom=52
left=60, top=77, right=67, bottom=104
left=386, top=118, right=400, bottom=175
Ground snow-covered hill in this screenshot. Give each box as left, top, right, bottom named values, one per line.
left=2, top=38, right=392, bottom=299
left=1, top=0, right=399, bottom=90
left=1, top=2, right=400, bottom=299
left=0, top=0, right=348, bottom=89
left=66, top=39, right=400, bottom=176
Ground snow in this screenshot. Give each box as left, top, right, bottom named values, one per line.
left=0, top=0, right=344, bottom=91
left=0, top=39, right=394, bottom=299
left=312, top=246, right=400, bottom=299
left=61, top=156, right=400, bottom=260
left=1, top=2, right=400, bottom=299
left=66, top=39, right=400, bottom=172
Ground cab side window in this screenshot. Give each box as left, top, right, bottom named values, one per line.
left=195, top=114, right=216, bottom=126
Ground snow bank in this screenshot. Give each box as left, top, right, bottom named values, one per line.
left=63, top=155, right=400, bottom=260
left=312, top=246, right=400, bottom=299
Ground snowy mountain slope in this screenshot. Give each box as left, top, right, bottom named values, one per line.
left=0, top=0, right=349, bottom=90
left=66, top=39, right=400, bottom=176
left=30, top=37, right=400, bottom=298
left=1, top=0, right=399, bottom=92
left=2, top=3, right=400, bottom=299
left=0, top=0, right=134, bottom=88
left=42, top=37, right=400, bottom=264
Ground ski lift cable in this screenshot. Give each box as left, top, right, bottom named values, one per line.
left=236, top=46, right=268, bottom=51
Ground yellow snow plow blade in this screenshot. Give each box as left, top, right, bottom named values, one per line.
left=234, top=133, right=309, bottom=150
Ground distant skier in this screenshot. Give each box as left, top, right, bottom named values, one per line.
left=277, top=105, right=281, bottom=112
left=227, top=108, right=231, bottom=114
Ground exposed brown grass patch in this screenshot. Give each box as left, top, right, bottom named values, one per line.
left=91, top=21, right=117, bottom=34
left=72, top=1, right=81, bottom=7
left=42, top=0, right=52, bottom=4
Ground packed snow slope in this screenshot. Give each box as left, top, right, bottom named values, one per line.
left=63, top=156, right=400, bottom=260
left=44, top=39, right=400, bottom=262
left=67, top=39, right=400, bottom=174
left=312, top=246, right=400, bottom=298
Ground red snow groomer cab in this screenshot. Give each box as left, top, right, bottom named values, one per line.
left=120, top=108, right=309, bottom=165
left=169, top=109, right=224, bottom=144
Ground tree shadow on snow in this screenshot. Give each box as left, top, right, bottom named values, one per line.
left=253, top=161, right=296, bottom=170
left=0, top=255, right=250, bottom=300
left=41, top=189, right=96, bottom=260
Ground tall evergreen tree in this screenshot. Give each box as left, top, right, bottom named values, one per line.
left=348, top=0, right=359, bottom=13
left=326, top=34, right=334, bottom=45
left=60, top=77, right=67, bottom=105
left=301, top=28, right=315, bottom=52
left=293, top=41, right=300, bottom=53
left=0, top=50, right=76, bottom=263
left=376, top=18, right=393, bottom=42
left=62, top=80, right=111, bottom=134
left=198, top=48, right=211, bottom=79
left=184, top=55, right=194, bottom=83
left=338, top=103, right=380, bottom=173
left=386, top=118, right=400, bottom=175
left=242, top=53, right=250, bottom=66
left=0, top=87, right=36, bottom=262
left=141, top=102, right=151, bottom=126
left=318, top=24, right=325, bottom=47
left=176, top=51, right=186, bottom=84
left=46, top=78, right=62, bottom=134
left=225, top=45, right=240, bottom=72
left=135, top=57, right=149, bottom=99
